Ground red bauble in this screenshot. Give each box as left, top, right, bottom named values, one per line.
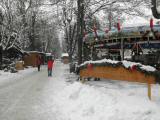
left=130, top=65, right=137, bottom=71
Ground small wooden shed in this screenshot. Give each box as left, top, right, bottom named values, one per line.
left=23, top=51, right=42, bottom=67
left=61, top=53, right=69, bottom=64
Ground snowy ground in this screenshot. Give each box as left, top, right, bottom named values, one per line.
left=0, top=66, right=37, bottom=85
left=0, top=60, right=160, bottom=120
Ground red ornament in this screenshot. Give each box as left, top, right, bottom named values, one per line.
left=150, top=18, right=153, bottom=29
left=130, top=65, right=137, bottom=71
left=87, top=63, right=93, bottom=71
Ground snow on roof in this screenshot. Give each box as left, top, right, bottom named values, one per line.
left=80, top=59, right=156, bottom=72
left=62, top=53, right=69, bottom=57
left=81, top=59, right=119, bottom=66
left=46, top=53, right=52, bottom=56
left=122, top=60, right=156, bottom=72
left=27, top=51, right=45, bottom=54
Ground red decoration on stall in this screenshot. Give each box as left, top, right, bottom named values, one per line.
left=87, top=63, right=93, bottom=71
left=130, top=65, right=137, bottom=71
left=150, top=18, right=153, bottom=29
left=117, top=22, right=121, bottom=32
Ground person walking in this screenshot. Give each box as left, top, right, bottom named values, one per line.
left=36, top=55, right=41, bottom=71
left=47, top=57, right=54, bottom=77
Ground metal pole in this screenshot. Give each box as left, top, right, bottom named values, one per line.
left=91, top=46, right=93, bottom=60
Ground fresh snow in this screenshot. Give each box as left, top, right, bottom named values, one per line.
left=122, top=60, right=156, bottom=72
left=0, top=67, right=37, bottom=85
left=80, top=59, right=119, bottom=66
left=0, top=61, right=160, bottom=120
left=140, top=65, right=157, bottom=72
left=80, top=59, right=156, bottom=72
left=122, top=60, right=141, bottom=68
left=61, top=53, right=69, bottom=57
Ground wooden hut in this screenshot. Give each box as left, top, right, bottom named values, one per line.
left=23, top=51, right=42, bottom=67
left=61, top=53, right=69, bottom=64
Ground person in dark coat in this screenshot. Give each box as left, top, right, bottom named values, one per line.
left=47, top=57, right=54, bottom=76
left=36, top=55, right=41, bottom=71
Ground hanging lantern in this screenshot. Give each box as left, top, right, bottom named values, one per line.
left=87, top=63, right=93, bottom=71
left=150, top=18, right=153, bottom=29
left=117, top=18, right=121, bottom=32
left=117, top=22, right=121, bottom=32
left=130, top=65, right=137, bottom=71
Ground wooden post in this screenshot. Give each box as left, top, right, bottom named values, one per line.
left=81, top=77, right=86, bottom=83
left=147, top=80, right=151, bottom=100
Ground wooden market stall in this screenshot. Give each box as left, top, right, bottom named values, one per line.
left=78, top=59, right=160, bottom=100
left=80, top=65, right=156, bottom=84
left=23, top=51, right=42, bottom=67
left=61, top=53, right=69, bottom=64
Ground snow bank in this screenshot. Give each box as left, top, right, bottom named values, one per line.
left=0, top=67, right=37, bottom=85
left=54, top=81, right=160, bottom=120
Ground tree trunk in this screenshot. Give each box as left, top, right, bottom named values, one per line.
left=0, top=11, right=3, bottom=69
left=77, top=0, right=84, bottom=65
left=0, top=44, right=2, bottom=69
left=29, top=13, right=36, bottom=50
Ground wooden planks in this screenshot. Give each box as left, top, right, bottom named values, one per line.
left=80, top=66, right=156, bottom=84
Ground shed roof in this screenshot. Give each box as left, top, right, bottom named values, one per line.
left=61, top=53, right=69, bottom=57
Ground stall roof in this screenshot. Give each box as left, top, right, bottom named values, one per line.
left=61, top=53, right=69, bottom=57
left=46, top=53, right=52, bottom=56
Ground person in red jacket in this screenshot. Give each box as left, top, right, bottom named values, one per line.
left=36, top=55, right=41, bottom=71
left=47, top=57, right=54, bottom=76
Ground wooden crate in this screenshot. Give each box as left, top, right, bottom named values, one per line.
left=15, top=61, right=24, bottom=70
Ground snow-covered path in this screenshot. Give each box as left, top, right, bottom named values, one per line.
left=0, top=61, right=160, bottom=120
left=0, top=61, right=68, bottom=120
